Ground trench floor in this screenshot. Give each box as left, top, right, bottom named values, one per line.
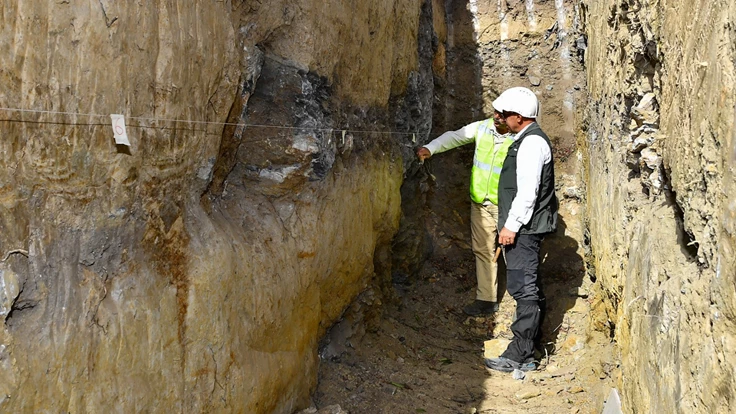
left=312, top=160, right=619, bottom=413
left=312, top=254, right=617, bottom=413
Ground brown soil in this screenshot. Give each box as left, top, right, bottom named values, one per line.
left=311, top=151, right=619, bottom=413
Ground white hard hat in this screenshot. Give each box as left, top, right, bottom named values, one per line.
left=495, top=87, right=540, bottom=118
left=492, top=94, right=505, bottom=113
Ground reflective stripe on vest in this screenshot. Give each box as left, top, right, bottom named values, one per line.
left=472, top=158, right=504, bottom=174
left=469, top=120, right=513, bottom=205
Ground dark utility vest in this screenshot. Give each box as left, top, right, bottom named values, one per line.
left=498, top=123, right=558, bottom=234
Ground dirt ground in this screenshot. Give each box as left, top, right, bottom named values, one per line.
left=309, top=147, right=620, bottom=413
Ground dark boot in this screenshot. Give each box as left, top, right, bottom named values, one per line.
left=484, top=356, right=537, bottom=372
left=500, top=300, right=541, bottom=362
left=463, top=300, right=500, bottom=316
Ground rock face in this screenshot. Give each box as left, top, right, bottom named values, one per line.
left=2, top=1, right=734, bottom=412
left=582, top=0, right=736, bottom=412
left=0, top=1, right=434, bottom=412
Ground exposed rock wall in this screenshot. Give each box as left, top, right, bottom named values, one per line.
left=0, top=1, right=432, bottom=412
left=582, top=0, right=736, bottom=411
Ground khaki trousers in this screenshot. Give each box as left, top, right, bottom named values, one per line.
left=470, top=201, right=500, bottom=302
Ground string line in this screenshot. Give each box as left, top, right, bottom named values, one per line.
left=0, top=107, right=421, bottom=136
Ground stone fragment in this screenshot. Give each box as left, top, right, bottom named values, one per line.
left=313, top=405, right=349, bottom=414
left=513, top=369, right=526, bottom=380
left=639, top=148, right=662, bottom=170
left=568, top=386, right=585, bottom=394
left=297, top=401, right=344, bottom=414
left=627, top=137, right=649, bottom=153
left=0, top=267, right=20, bottom=320
left=636, top=93, right=657, bottom=111
left=546, top=387, right=564, bottom=396
left=562, top=335, right=585, bottom=353
left=562, top=186, right=583, bottom=200
left=515, top=390, right=542, bottom=400
left=539, top=367, right=577, bottom=381
left=484, top=338, right=512, bottom=359
left=570, top=340, right=585, bottom=353
left=629, top=124, right=658, bottom=139
left=529, top=76, right=542, bottom=86
left=320, top=317, right=355, bottom=361
left=631, top=93, right=659, bottom=126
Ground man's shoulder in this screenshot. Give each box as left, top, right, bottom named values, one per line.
left=472, top=118, right=495, bottom=129
left=518, top=134, right=552, bottom=153
left=525, top=123, right=550, bottom=139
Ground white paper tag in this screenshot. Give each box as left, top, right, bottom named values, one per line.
left=110, top=114, right=130, bottom=146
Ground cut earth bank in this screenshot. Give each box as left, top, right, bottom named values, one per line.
left=0, top=0, right=734, bottom=413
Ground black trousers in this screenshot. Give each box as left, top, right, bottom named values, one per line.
left=500, top=233, right=546, bottom=363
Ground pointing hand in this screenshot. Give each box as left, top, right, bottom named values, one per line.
left=416, top=147, right=431, bottom=162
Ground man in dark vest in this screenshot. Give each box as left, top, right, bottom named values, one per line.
left=484, top=87, right=559, bottom=372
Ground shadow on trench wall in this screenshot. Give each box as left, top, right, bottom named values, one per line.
left=390, top=0, right=485, bottom=285
left=536, top=214, right=586, bottom=353
left=493, top=213, right=586, bottom=356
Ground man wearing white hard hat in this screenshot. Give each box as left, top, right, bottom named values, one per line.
left=416, top=101, right=514, bottom=316
left=484, top=87, right=559, bottom=373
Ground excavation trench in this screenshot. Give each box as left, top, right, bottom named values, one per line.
left=311, top=144, right=614, bottom=413
left=310, top=2, right=609, bottom=411
left=1, top=0, right=734, bottom=413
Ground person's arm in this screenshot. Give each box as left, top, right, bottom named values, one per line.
left=502, top=135, right=551, bottom=232
left=422, top=121, right=482, bottom=155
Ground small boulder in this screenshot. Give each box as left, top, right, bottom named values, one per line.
left=484, top=338, right=512, bottom=359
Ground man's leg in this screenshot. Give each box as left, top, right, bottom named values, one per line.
left=500, top=234, right=544, bottom=363
left=466, top=202, right=500, bottom=315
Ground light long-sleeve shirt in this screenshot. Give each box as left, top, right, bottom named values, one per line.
left=504, top=122, right=552, bottom=233
left=424, top=120, right=508, bottom=155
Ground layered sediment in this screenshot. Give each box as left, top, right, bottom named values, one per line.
left=0, top=1, right=432, bottom=411
left=582, top=0, right=736, bottom=411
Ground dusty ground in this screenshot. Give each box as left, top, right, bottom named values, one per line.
left=309, top=147, right=620, bottom=414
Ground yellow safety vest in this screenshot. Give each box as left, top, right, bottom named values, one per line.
left=469, top=120, right=514, bottom=204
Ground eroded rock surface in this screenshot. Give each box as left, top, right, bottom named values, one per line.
left=0, top=1, right=432, bottom=412
left=2, top=0, right=735, bottom=412
left=582, top=0, right=736, bottom=412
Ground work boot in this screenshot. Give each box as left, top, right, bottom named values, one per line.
left=484, top=357, right=537, bottom=373
left=463, top=300, right=499, bottom=316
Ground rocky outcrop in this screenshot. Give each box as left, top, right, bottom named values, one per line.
left=0, top=1, right=434, bottom=412
left=582, top=0, right=736, bottom=411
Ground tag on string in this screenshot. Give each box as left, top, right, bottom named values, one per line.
left=110, top=114, right=130, bottom=146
